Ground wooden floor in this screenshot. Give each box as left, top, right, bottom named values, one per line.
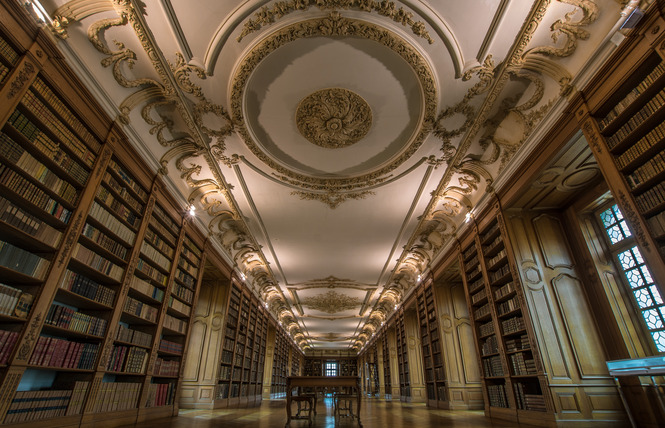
left=121, top=398, right=522, bottom=428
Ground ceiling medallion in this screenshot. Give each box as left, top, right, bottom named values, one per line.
left=296, top=88, right=372, bottom=149
left=301, top=290, right=361, bottom=314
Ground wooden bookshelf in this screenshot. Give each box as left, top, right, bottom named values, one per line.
left=381, top=329, right=391, bottom=399
left=270, top=322, right=289, bottom=398
left=458, top=209, right=553, bottom=423
left=217, top=280, right=269, bottom=407
left=415, top=280, right=446, bottom=407
left=394, top=309, right=410, bottom=402
left=0, top=6, right=205, bottom=426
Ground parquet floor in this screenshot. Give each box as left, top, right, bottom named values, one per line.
left=122, top=397, right=522, bottom=428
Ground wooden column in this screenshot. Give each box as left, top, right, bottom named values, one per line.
left=404, top=309, right=426, bottom=403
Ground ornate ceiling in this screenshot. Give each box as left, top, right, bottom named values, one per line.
left=32, top=0, right=643, bottom=351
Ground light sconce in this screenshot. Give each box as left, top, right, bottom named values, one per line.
left=465, top=211, right=472, bottom=223
left=188, top=203, right=196, bottom=216
left=417, top=274, right=422, bottom=283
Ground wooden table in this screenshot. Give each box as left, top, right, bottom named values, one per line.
left=285, top=376, right=362, bottom=427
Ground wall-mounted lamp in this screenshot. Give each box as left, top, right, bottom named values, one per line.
left=417, top=274, right=422, bottom=283
left=465, top=211, right=472, bottom=223
left=188, top=203, right=196, bottom=216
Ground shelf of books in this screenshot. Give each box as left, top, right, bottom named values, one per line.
left=0, top=20, right=114, bottom=424
left=217, top=280, right=268, bottom=407
left=290, top=345, right=302, bottom=377
left=303, top=357, right=322, bottom=376
left=381, top=330, right=391, bottom=399
left=270, top=326, right=289, bottom=398
left=394, top=309, right=410, bottom=402
left=415, top=281, right=446, bottom=407
left=577, top=31, right=665, bottom=297
left=459, top=211, right=552, bottom=423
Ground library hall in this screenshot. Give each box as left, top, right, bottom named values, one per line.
left=1, top=0, right=665, bottom=427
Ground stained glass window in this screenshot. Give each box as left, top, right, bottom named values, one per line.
left=599, top=204, right=665, bottom=352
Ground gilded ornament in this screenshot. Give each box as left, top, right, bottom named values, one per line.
left=302, top=290, right=361, bottom=314
left=296, top=88, right=372, bottom=149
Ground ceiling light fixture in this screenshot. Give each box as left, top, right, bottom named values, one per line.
left=188, top=203, right=196, bottom=216
left=465, top=211, right=472, bottom=223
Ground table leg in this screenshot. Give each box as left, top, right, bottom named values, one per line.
left=285, top=388, right=292, bottom=428
left=356, top=383, right=362, bottom=428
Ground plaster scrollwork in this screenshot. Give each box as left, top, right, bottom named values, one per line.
left=301, top=290, right=361, bottom=314
left=526, top=0, right=599, bottom=58
left=291, top=189, right=375, bottom=209
left=236, top=0, right=434, bottom=44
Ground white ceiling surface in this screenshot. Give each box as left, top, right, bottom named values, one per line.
left=40, top=0, right=633, bottom=350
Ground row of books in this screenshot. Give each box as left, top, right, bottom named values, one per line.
left=136, top=257, right=168, bottom=286
left=20, top=90, right=96, bottom=168
left=181, top=245, right=200, bottom=264
left=175, top=268, right=196, bottom=288
left=0, top=132, right=78, bottom=206
left=471, top=287, right=487, bottom=304
left=0, top=330, right=19, bottom=364
left=647, top=211, right=665, bottom=236
left=153, top=357, right=180, bottom=377
left=89, top=382, right=141, bottom=413
left=6, top=110, right=89, bottom=186
left=0, top=164, right=72, bottom=224
left=130, top=275, right=165, bottom=303
left=0, top=239, right=50, bottom=280
left=109, top=158, right=148, bottom=201
left=168, top=295, right=191, bottom=316
left=475, top=302, right=491, bottom=319
left=144, top=227, right=175, bottom=258
left=183, top=236, right=202, bottom=258
left=514, top=383, right=546, bottom=411
left=0, top=195, right=62, bottom=248
left=31, top=76, right=100, bottom=152
left=483, top=235, right=503, bottom=256
left=146, top=382, right=176, bottom=407
left=468, top=276, right=485, bottom=293
left=482, top=355, right=504, bottom=377
left=96, top=185, right=141, bottom=229
left=505, top=334, right=531, bottom=352
left=45, top=303, right=107, bottom=337
left=152, top=204, right=179, bottom=236
left=72, top=243, right=124, bottom=282
left=605, top=86, right=665, bottom=148
left=163, top=314, right=187, bottom=334
left=59, top=269, right=116, bottom=307
left=0, top=62, right=7, bottom=83
left=117, top=324, right=153, bottom=348
left=494, top=281, right=516, bottom=301
left=88, top=201, right=136, bottom=245
left=599, top=62, right=665, bottom=129
left=487, top=384, right=508, bottom=408
left=4, top=381, right=89, bottom=423
left=497, top=296, right=520, bottom=317
left=80, top=222, right=129, bottom=261
left=510, top=352, right=537, bottom=376
left=465, top=255, right=480, bottom=274
left=29, top=336, right=99, bottom=370
left=488, top=262, right=511, bottom=284
left=141, top=241, right=172, bottom=272
left=482, top=222, right=501, bottom=242
left=107, top=345, right=148, bottom=373
left=463, top=243, right=477, bottom=260
left=478, top=320, right=495, bottom=337
left=103, top=171, right=143, bottom=214
left=502, top=316, right=526, bottom=335
left=0, top=35, right=18, bottom=64
left=615, top=120, right=665, bottom=169
left=481, top=334, right=499, bottom=356
left=124, top=296, right=158, bottom=323
left=634, top=181, right=665, bottom=213
left=625, top=147, right=665, bottom=189
left=159, top=338, right=183, bottom=355
left=178, top=256, right=198, bottom=277
left=30, top=76, right=100, bottom=153
left=0, top=283, right=34, bottom=319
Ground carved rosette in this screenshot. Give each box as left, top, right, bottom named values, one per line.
left=296, top=88, right=372, bottom=149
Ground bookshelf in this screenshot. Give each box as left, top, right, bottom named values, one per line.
left=459, top=211, right=552, bottom=422
left=0, top=8, right=206, bottom=425
left=415, top=281, right=446, bottom=407
left=394, top=309, right=410, bottom=402
left=577, top=37, right=665, bottom=307
left=303, top=357, right=322, bottom=376
left=381, top=330, right=391, bottom=399
left=217, top=280, right=269, bottom=407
